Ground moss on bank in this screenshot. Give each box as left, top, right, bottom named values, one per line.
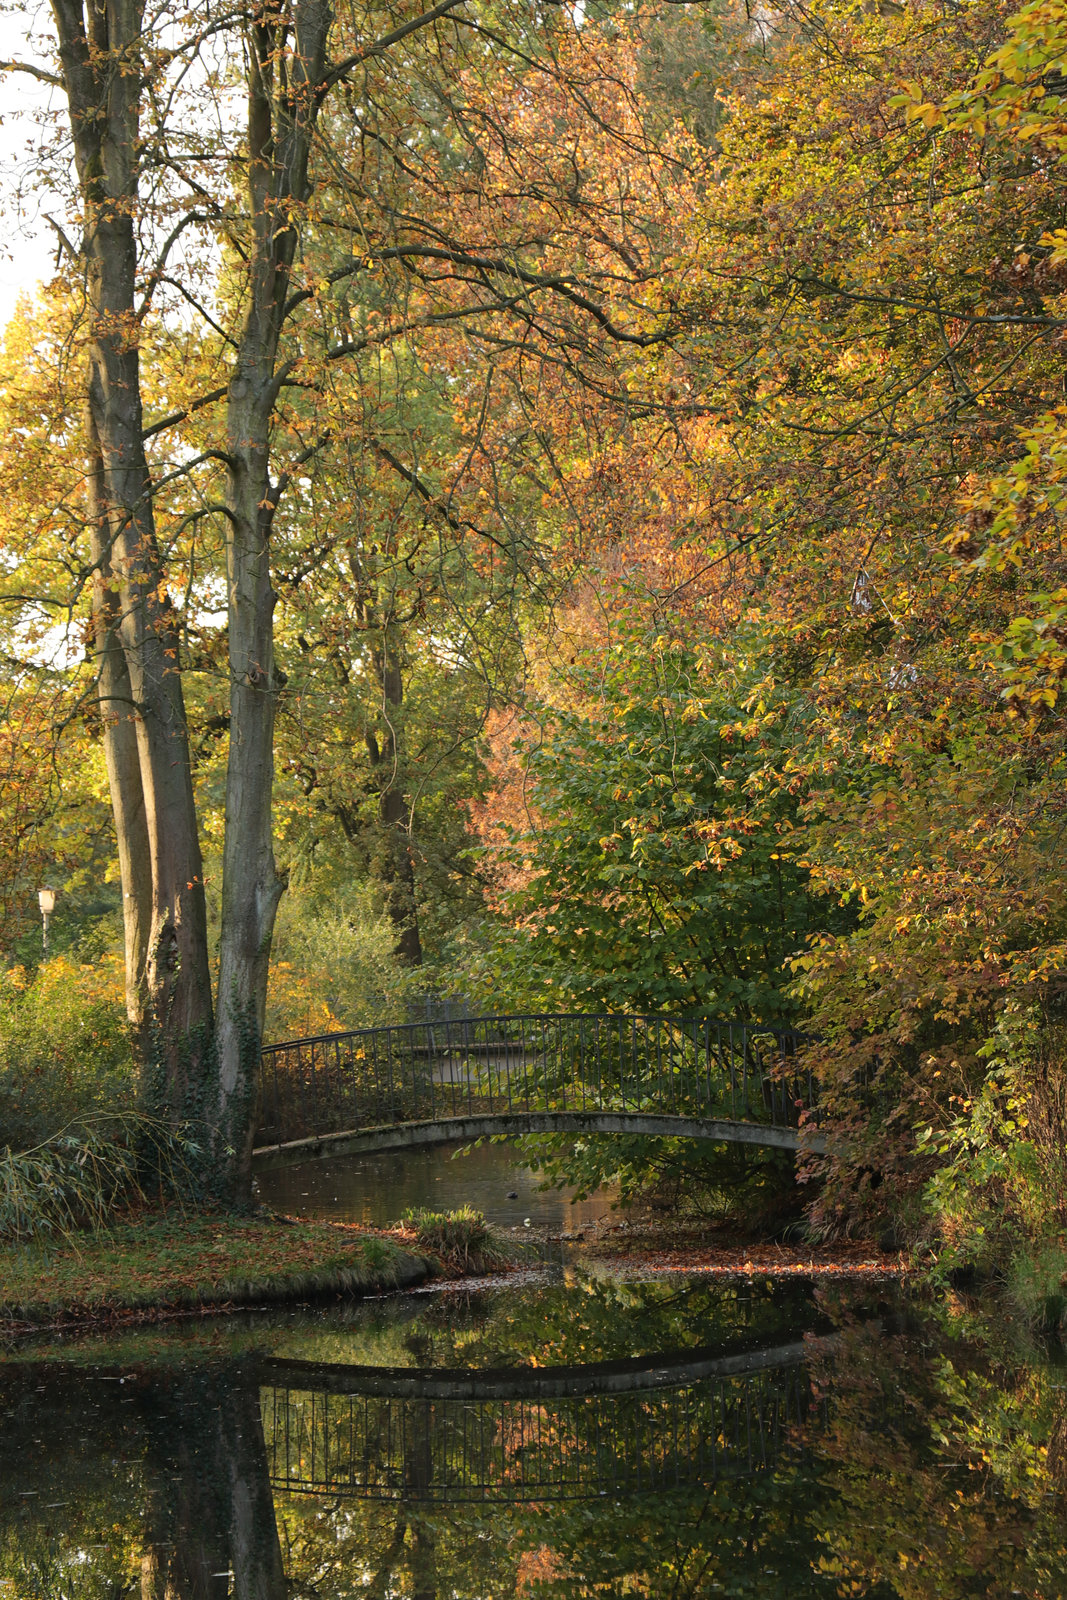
left=0, top=1210, right=432, bottom=1329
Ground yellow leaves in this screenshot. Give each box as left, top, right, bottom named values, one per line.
left=1040, top=226, right=1067, bottom=264
left=909, top=100, right=948, bottom=131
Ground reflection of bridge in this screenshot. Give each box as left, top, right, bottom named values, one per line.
left=253, top=1013, right=823, bottom=1169
left=259, top=1339, right=825, bottom=1503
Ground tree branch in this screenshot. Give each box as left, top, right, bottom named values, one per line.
left=0, top=57, right=63, bottom=88
left=321, top=0, right=470, bottom=93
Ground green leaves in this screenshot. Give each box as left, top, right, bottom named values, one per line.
left=478, top=620, right=839, bottom=1022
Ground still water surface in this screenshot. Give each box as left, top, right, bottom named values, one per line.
left=255, top=1138, right=620, bottom=1231
left=3, top=1144, right=1066, bottom=1596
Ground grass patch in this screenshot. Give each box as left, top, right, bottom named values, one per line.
left=0, top=1209, right=432, bottom=1328
left=402, top=1205, right=512, bottom=1273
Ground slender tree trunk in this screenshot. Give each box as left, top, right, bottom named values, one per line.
left=220, top=1380, right=289, bottom=1600
left=369, top=628, right=423, bottom=966
left=87, top=416, right=152, bottom=1035
left=213, top=354, right=286, bottom=1187
left=410, top=1520, right=439, bottom=1600
left=406, top=1420, right=438, bottom=1600
left=53, top=0, right=213, bottom=1117
left=209, top=0, right=332, bottom=1196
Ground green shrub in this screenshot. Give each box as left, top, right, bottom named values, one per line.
left=402, top=1205, right=510, bottom=1272
left=466, top=625, right=845, bottom=1020
left=265, top=881, right=418, bottom=1039
left=0, top=957, right=134, bottom=1150
left=919, top=1010, right=1067, bottom=1296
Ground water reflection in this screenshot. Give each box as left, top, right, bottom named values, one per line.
left=2, top=1277, right=1066, bottom=1598
left=255, top=1137, right=620, bottom=1231
left=262, top=1340, right=818, bottom=1501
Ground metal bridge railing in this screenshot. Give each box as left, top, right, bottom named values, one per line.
left=255, top=1013, right=813, bottom=1149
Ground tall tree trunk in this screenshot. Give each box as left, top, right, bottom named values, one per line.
left=406, top=1417, right=438, bottom=1600
left=369, top=627, right=423, bottom=966
left=53, top=0, right=213, bottom=1116
left=221, top=1380, right=289, bottom=1600
left=87, top=415, right=152, bottom=1036
left=209, top=0, right=332, bottom=1196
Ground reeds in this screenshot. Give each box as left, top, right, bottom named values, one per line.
left=0, top=1112, right=198, bottom=1242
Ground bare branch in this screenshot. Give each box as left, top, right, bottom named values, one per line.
left=0, top=57, right=63, bottom=88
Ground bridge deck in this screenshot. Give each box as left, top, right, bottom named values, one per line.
left=252, top=1109, right=825, bottom=1170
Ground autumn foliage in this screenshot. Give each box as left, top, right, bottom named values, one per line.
left=4, top=0, right=1067, bottom=1248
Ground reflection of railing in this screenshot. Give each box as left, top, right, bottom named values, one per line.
left=255, top=1013, right=813, bottom=1152
left=259, top=1342, right=824, bottom=1503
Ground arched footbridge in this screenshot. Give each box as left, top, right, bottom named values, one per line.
left=253, top=1012, right=824, bottom=1169
left=259, top=1335, right=829, bottom=1502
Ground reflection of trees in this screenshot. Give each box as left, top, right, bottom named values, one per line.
left=269, top=1276, right=821, bottom=1380
left=803, top=1322, right=1067, bottom=1600
left=138, top=1370, right=286, bottom=1600
left=3, top=1305, right=1067, bottom=1600
left=276, top=1469, right=840, bottom=1599
left=0, top=1363, right=286, bottom=1600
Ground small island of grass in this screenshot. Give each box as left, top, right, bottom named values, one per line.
left=0, top=1210, right=434, bottom=1331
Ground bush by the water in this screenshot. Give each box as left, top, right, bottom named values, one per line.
left=918, top=1012, right=1067, bottom=1322
left=402, top=1205, right=509, bottom=1272
left=0, top=958, right=134, bottom=1150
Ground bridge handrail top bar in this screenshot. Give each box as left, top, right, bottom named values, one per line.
left=261, top=1011, right=805, bottom=1055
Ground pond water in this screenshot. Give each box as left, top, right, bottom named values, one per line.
left=255, top=1138, right=622, bottom=1232
left=2, top=1266, right=1066, bottom=1597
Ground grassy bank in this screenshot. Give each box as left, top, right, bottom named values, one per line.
left=0, top=1210, right=433, bottom=1329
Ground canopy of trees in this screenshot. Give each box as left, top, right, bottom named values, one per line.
left=3, top=0, right=1067, bottom=1245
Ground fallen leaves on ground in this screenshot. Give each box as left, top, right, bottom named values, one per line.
left=0, top=1208, right=425, bottom=1329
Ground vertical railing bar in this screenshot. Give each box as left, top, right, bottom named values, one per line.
left=294, top=1044, right=308, bottom=1140
left=724, top=1024, right=733, bottom=1120
left=702, top=1018, right=711, bottom=1118
left=284, top=1388, right=291, bottom=1486
left=730, top=1023, right=737, bottom=1120
left=306, top=1043, right=318, bottom=1138
left=465, top=1017, right=474, bottom=1118
left=742, top=1024, right=749, bottom=1121
left=389, top=1027, right=400, bottom=1125
left=375, top=1026, right=386, bottom=1127
left=630, top=1013, right=638, bottom=1112
left=484, top=1016, right=493, bottom=1116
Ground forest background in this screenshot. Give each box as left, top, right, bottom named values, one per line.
left=3, top=0, right=1067, bottom=1292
